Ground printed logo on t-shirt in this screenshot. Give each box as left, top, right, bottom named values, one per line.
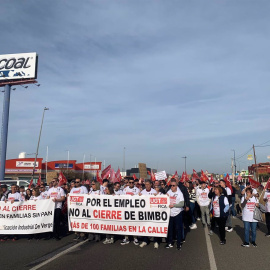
left=170, top=195, right=177, bottom=205
left=201, top=192, right=207, bottom=199
left=50, top=192, right=58, bottom=198
left=246, top=202, right=256, bottom=212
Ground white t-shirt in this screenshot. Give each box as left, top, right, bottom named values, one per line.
left=7, top=192, right=22, bottom=201
left=20, top=192, right=26, bottom=201
left=225, top=187, right=232, bottom=196
left=114, top=189, right=123, bottom=195
left=89, top=190, right=101, bottom=195
left=264, top=191, right=270, bottom=213
left=70, top=186, right=88, bottom=194
left=167, top=187, right=184, bottom=217
left=47, top=187, right=65, bottom=209
left=100, top=185, right=107, bottom=195
left=196, top=188, right=210, bottom=206
left=241, top=196, right=258, bottom=222
left=30, top=195, right=43, bottom=201
left=40, top=191, right=49, bottom=200
left=213, top=196, right=229, bottom=217
left=141, top=188, right=157, bottom=195
left=123, top=186, right=140, bottom=195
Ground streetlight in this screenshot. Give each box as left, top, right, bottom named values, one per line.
left=65, top=150, right=69, bottom=171
left=182, top=156, right=187, bottom=173
left=31, top=107, right=49, bottom=179
left=231, top=149, right=236, bottom=185
left=123, top=147, right=126, bottom=175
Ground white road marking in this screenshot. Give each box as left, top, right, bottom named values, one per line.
left=29, top=239, right=88, bottom=270
left=204, top=226, right=218, bottom=270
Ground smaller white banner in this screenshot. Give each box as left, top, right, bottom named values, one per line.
left=0, top=200, right=55, bottom=234
left=154, top=171, right=167, bottom=180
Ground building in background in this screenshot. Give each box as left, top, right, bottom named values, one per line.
left=3, top=157, right=102, bottom=182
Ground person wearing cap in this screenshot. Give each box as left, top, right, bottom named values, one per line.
left=263, top=185, right=270, bottom=237
left=196, top=181, right=210, bottom=227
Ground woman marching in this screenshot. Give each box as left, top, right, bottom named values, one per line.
left=209, top=186, right=229, bottom=245
left=241, top=187, right=259, bottom=247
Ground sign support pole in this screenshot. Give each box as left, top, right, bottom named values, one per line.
left=0, top=84, right=11, bottom=180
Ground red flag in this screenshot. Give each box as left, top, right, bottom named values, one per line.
left=110, top=168, right=117, bottom=183
left=37, top=174, right=41, bottom=186
left=85, top=180, right=90, bottom=185
left=28, top=179, right=33, bottom=189
left=115, top=168, right=121, bottom=182
left=101, top=165, right=111, bottom=179
left=180, top=172, right=185, bottom=183
left=102, top=170, right=110, bottom=180
left=264, top=177, right=270, bottom=190
left=133, top=174, right=137, bottom=180
left=193, top=169, right=200, bottom=179
left=224, top=174, right=233, bottom=193
left=147, top=170, right=155, bottom=181
left=210, top=175, right=214, bottom=184
left=201, top=170, right=208, bottom=182
left=58, top=171, right=67, bottom=186
left=151, top=171, right=156, bottom=181
left=172, top=171, right=178, bottom=179
left=96, top=171, right=103, bottom=184
left=248, top=177, right=260, bottom=189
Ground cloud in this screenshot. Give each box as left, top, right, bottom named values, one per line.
left=0, top=0, right=270, bottom=174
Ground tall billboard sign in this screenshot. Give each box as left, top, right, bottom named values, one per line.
left=0, top=52, right=38, bottom=181
left=0, top=52, right=38, bottom=81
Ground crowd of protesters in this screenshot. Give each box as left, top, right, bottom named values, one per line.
left=0, top=176, right=270, bottom=250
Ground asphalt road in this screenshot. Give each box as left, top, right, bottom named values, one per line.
left=1, top=218, right=270, bottom=270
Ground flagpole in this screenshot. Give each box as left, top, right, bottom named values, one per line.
left=83, top=153, right=85, bottom=180
left=46, top=146, right=48, bottom=183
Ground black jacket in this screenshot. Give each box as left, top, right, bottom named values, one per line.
left=178, top=182, right=190, bottom=208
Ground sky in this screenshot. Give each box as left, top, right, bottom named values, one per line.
left=0, top=0, right=270, bottom=174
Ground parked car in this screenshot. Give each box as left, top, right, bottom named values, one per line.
left=0, top=180, right=30, bottom=189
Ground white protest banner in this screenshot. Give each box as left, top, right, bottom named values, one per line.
left=154, top=170, right=167, bottom=180
left=0, top=200, right=55, bottom=234
left=68, top=195, right=170, bottom=237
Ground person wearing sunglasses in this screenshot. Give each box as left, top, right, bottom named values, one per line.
left=70, top=179, right=88, bottom=241
left=121, top=180, right=140, bottom=246
left=166, top=179, right=184, bottom=250
left=46, top=178, right=65, bottom=240
left=70, top=179, right=88, bottom=194
left=88, top=181, right=102, bottom=242
left=89, top=181, right=101, bottom=195
left=39, top=185, right=48, bottom=200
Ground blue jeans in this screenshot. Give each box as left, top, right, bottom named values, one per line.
left=231, top=197, right=236, bottom=216
left=243, top=221, right=257, bottom=243
left=189, top=202, right=196, bottom=224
